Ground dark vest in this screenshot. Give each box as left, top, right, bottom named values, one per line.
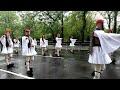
left=27, top=36, right=32, bottom=48
left=92, top=32, right=101, bottom=46
left=6, top=37, right=9, bottom=47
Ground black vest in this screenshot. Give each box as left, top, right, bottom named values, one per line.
left=6, top=37, right=9, bottom=47
left=92, top=36, right=101, bottom=46
left=27, top=36, right=32, bottom=48
left=92, top=32, right=101, bottom=46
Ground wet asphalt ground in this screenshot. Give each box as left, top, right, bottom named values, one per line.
left=0, top=45, right=120, bottom=79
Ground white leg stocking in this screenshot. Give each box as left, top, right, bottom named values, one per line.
left=26, top=56, right=30, bottom=71
left=5, top=54, right=9, bottom=65
left=93, top=64, right=101, bottom=79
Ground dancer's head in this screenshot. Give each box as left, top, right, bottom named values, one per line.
left=57, top=33, right=60, bottom=37
left=25, top=29, right=30, bottom=37
left=96, top=19, right=104, bottom=30
left=71, top=36, right=73, bottom=38
left=3, top=32, right=7, bottom=37
left=42, top=35, right=45, bottom=38
left=4, top=32, right=10, bottom=38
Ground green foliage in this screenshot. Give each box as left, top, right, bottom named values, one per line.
left=64, top=11, right=96, bottom=41
left=0, top=11, right=21, bottom=38
left=0, top=11, right=102, bottom=42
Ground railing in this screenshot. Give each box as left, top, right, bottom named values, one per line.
left=37, top=41, right=90, bottom=46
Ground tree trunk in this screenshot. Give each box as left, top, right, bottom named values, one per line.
left=108, top=15, right=111, bottom=29
left=113, top=11, right=118, bottom=33
left=50, top=27, right=55, bottom=40
left=81, top=11, right=87, bottom=43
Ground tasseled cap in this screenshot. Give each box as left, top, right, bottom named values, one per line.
left=96, top=19, right=104, bottom=24
left=25, top=29, right=30, bottom=32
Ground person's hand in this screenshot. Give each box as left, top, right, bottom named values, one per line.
left=2, top=35, right=5, bottom=37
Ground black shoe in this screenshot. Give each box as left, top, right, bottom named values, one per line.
left=7, top=65, right=11, bottom=68
left=15, top=51, right=18, bottom=54
left=27, top=71, right=33, bottom=77
left=9, top=63, right=14, bottom=67
left=27, top=71, right=31, bottom=74
left=112, top=60, right=116, bottom=64
left=16, top=51, right=18, bottom=54
left=91, top=71, right=95, bottom=76
left=30, top=68, right=33, bottom=72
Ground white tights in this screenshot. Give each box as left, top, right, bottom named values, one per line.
left=93, top=64, right=106, bottom=79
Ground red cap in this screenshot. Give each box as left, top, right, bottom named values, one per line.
left=25, top=29, right=30, bottom=32
left=96, top=19, right=104, bottom=24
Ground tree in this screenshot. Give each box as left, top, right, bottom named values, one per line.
left=85, top=11, right=96, bottom=41
left=38, top=11, right=67, bottom=40
left=0, top=11, right=21, bottom=38
left=63, top=11, right=96, bottom=41
left=81, top=11, right=88, bottom=42
left=99, top=11, right=114, bottom=29
left=113, top=11, right=118, bottom=33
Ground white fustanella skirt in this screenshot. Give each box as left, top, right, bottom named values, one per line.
left=1, top=46, right=13, bottom=54
left=22, top=47, right=37, bottom=56
left=88, top=46, right=112, bottom=64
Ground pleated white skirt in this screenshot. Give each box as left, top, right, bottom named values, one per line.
left=55, top=43, right=62, bottom=48
left=1, top=46, right=13, bottom=54
left=88, top=46, right=112, bottom=64
left=14, top=44, right=19, bottom=47
left=22, top=47, right=37, bottom=56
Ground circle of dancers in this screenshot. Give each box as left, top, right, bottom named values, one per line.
left=1, top=19, right=120, bottom=79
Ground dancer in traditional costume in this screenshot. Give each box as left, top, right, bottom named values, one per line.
left=89, top=19, right=120, bottom=79
left=69, top=36, right=77, bottom=53
left=45, top=36, right=48, bottom=51
left=13, top=38, right=20, bottom=54
left=22, top=29, right=37, bottom=75
left=0, top=32, right=14, bottom=68
left=33, top=38, right=37, bottom=49
left=55, top=33, right=62, bottom=57
left=40, top=35, right=47, bottom=56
